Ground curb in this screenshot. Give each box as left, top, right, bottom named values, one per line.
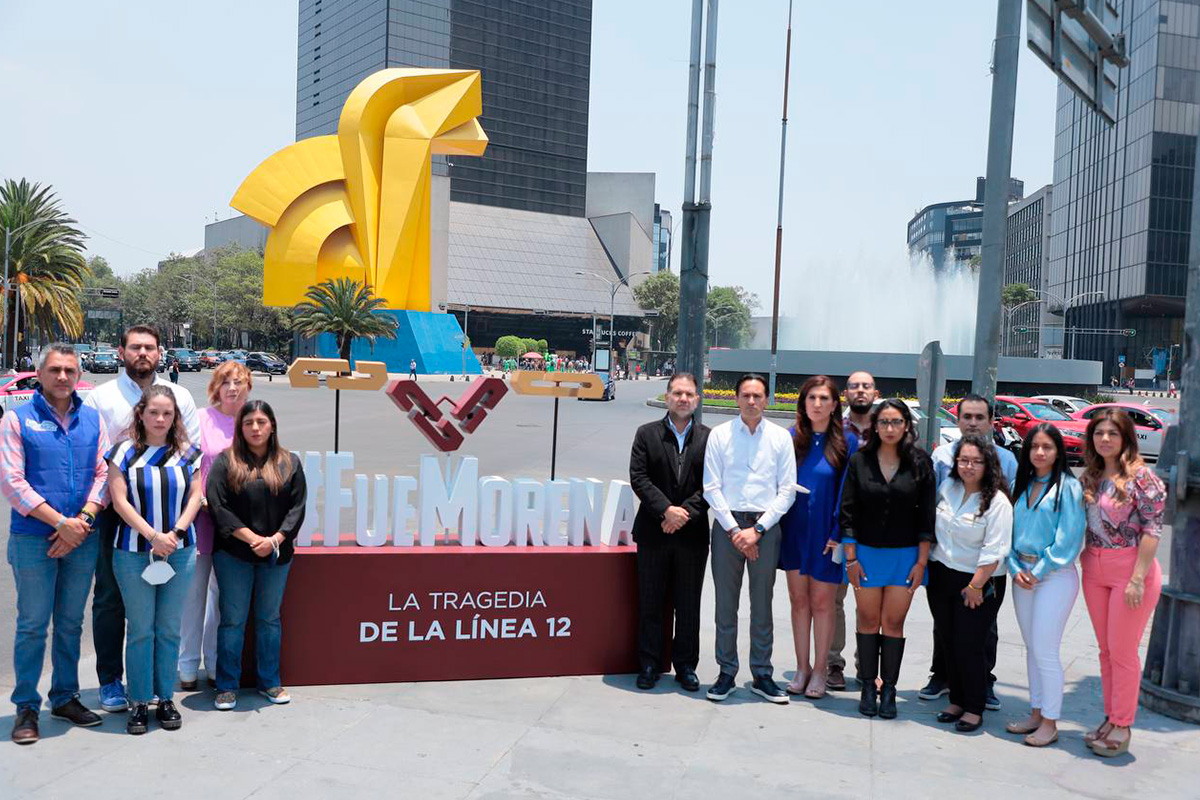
left=645, top=398, right=795, bottom=420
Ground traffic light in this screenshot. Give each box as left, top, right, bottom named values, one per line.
left=1015, top=327, right=1029, bottom=333
left=1123, top=328, right=1137, bottom=337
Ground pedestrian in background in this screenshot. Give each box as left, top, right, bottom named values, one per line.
left=178, top=360, right=253, bottom=691
left=1079, top=408, right=1165, bottom=757
left=106, top=385, right=203, bottom=735
left=2, top=345, right=109, bottom=744
left=839, top=399, right=936, bottom=719
left=779, top=376, right=857, bottom=700
left=927, top=434, right=1011, bottom=734
left=1005, top=423, right=1085, bottom=748
left=207, top=400, right=307, bottom=711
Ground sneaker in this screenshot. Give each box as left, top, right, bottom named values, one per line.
left=985, top=684, right=1001, bottom=711
left=917, top=676, right=949, bottom=701
left=706, top=673, right=737, bottom=702
left=50, top=698, right=102, bottom=727
left=11, top=707, right=38, bottom=745
left=156, top=700, right=182, bottom=730
left=127, top=703, right=149, bottom=735
left=99, top=680, right=128, bottom=713
left=751, top=676, right=789, bottom=704
left=214, top=691, right=238, bottom=711
left=258, top=687, right=291, bottom=705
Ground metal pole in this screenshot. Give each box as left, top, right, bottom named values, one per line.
left=591, top=312, right=597, bottom=370
left=610, top=286, right=616, bottom=378
left=11, top=283, right=20, bottom=368
left=698, top=0, right=719, bottom=203
left=970, top=0, right=1021, bottom=401
left=461, top=305, right=470, bottom=377
left=682, top=0, right=703, bottom=205
left=334, top=389, right=341, bottom=453
left=2, top=227, right=9, bottom=370
left=767, top=0, right=793, bottom=406
left=550, top=397, right=559, bottom=480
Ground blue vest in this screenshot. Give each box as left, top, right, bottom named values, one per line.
left=10, top=390, right=102, bottom=536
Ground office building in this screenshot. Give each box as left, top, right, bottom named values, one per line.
left=652, top=204, right=672, bottom=272
left=907, top=177, right=1024, bottom=271
left=1047, top=1, right=1198, bottom=380
left=1004, top=185, right=1055, bottom=358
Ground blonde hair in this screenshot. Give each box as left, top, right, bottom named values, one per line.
left=207, top=361, right=253, bottom=407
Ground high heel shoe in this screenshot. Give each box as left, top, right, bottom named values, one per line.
left=1084, top=718, right=1112, bottom=746
left=1090, top=728, right=1131, bottom=757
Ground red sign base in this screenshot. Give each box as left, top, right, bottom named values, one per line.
left=277, top=544, right=640, bottom=685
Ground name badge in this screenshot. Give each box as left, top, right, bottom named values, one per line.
left=24, top=419, right=57, bottom=433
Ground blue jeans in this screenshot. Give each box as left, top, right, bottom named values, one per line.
left=213, top=550, right=291, bottom=691
left=111, top=546, right=196, bottom=703
left=8, top=532, right=99, bottom=712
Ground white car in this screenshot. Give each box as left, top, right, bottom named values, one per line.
left=848, top=400, right=960, bottom=447
left=1033, top=395, right=1092, bottom=415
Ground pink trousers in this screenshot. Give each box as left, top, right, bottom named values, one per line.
left=1080, top=546, right=1162, bottom=727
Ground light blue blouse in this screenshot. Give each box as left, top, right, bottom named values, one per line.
left=1007, top=474, right=1086, bottom=580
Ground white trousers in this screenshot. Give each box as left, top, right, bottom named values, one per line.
left=1011, top=563, right=1078, bottom=720
left=177, top=552, right=220, bottom=678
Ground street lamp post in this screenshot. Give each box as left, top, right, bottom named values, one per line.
left=3, top=220, right=46, bottom=369
left=1041, top=290, right=1105, bottom=359
left=1002, top=298, right=1044, bottom=356
left=706, top=308, right=737, bottom=349
left=576, top=270, right=650, bottom=378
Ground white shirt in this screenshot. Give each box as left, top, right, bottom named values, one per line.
left=932, top=440, right=1017, bottom=490
left=83, top=370, right=201, bottom=446
left=702, top=416, right=797, bottom=532
left=932, top=480, right=1012, bottom=574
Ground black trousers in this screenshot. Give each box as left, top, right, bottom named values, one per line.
left=636, top=535, right=708, bottom=672
left=926, top=561, right=1006, bottom=716
left=92, top=507, right=126, bottom=685
left=928, top=588, right=999, bottom=684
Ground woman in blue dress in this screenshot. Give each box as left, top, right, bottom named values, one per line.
left=779, top=375, right=858, bottom=699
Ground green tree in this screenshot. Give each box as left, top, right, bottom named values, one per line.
left=706, top=285, right=758, bottom=348
left=535, top=338, right=548, bottom=353
left=1002, top=282, right=1037, bottom=308
left=520, top=337, right=538, bottom=355
left=0, top=179, right=89, bottom=358
left=495, top=335, right=523, bottom=359
left=632, top=270, right=679, bottom=353
left=290, top=278, right=399, bottom=364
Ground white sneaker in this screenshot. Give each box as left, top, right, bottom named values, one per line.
left=214, top=691, right=238, bottom=710
left=258, top=687, right=291, bottom=705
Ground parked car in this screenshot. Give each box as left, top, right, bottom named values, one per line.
left=577, top=370, right=615, bottom=401
left=994, top=395, right=1090, bottom=462
left=246, top=352, right=287, bottom=375
left=1032, top=395, right=1092, bottom=415
left=164, top=348, right=202, bottom=372
left=219, top=350, right=247, bottom=365
left=89, top=351, right=119, bottom=374
left=0, top=373, right=94, bottom=416
left=1070, top=402, right=1177, bottom=461
left=199, top=350, right=223, bottom=369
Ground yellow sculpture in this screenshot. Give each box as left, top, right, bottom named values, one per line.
left=231, top=69, right=488, bottom=310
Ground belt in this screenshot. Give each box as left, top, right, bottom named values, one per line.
left=1016, top=552, right=1038, bottom=565
left=730, top=510, right=763, bottom=526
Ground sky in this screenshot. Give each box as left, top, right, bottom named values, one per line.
left=1, top=0, right=1060, bottom=312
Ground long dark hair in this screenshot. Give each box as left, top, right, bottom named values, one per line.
left=1081, top=407, right=1145, bottom=504
left=863, top=398, right=920, bottom=465
left=225, top=400, right=292, bottom=493
left=126, top=385, right=189, bottom=456
left=793, top=375, right=848, bottom=470
left=949, top=432, right=1008, bottom=514
left=1013, top=423, right=1068, bottom=511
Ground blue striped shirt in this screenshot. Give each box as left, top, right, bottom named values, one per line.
left=106, top=440, right=201, bottom=552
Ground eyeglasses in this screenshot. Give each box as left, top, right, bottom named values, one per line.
left=876, top=419, right=905, bottom=429
left=956, top=458, right=985, bottom=468
left=847, top=382, right=875, bottom=390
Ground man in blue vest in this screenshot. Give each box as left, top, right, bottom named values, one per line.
left=1, top=344, right=110, bottom=744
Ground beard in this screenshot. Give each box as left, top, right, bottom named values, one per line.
left=848, top=399, right=873, bottom=414
left=124, top=356, right=155, bottom=380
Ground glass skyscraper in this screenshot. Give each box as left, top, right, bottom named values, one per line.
left=1048, top=0, right=1198, bottom=377
left=295, top=0, right=591, bottom=217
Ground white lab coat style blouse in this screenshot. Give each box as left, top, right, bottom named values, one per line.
left=932, top=480, right=1012, bottom=575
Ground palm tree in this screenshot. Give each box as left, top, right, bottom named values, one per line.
left=0, top=179, right=89, bottom=360
left=290, top=277, right=399, bottom=364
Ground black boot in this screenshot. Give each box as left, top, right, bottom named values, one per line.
left=856, top=632, right=880, bottom=717
left=878, top=635, right=906, bottom=720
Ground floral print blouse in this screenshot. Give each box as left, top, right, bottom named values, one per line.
left=1084, top=466, right=1166, bottom=549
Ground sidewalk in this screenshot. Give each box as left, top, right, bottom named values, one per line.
left=3, top=569, right=1197, bottom=799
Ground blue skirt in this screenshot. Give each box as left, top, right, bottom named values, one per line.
left=848, top=544, right=928, bottom=588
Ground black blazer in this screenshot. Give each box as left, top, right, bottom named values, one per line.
left=629, top=416, right=711, bottom=544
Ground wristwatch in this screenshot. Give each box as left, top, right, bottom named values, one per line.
left=78, top=510, right=96, bottom=528
left=753, top=522, right=767, bottom=535
left=171, top=527, right=186, bottom=540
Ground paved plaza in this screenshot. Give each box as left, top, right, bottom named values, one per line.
left=1, top=374, right=1198, bottom=798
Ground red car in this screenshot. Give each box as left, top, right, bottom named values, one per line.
left=994, top=395, right=1089, bottom=461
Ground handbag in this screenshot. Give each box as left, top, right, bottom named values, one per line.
left=142, top=548, right=176, bottom=586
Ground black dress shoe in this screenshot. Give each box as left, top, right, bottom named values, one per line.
left=50, top=698, right=102, bottom=728
left=636, top=667, right=658, bottom=690
left=156, top=700, right=182, bottom=730
left=127, top=703, right=149, bottom=735
left=11, top=708, right=38, bottom=745
left=936, top=710, right=964, bottom=724
left=955, top=717, right=983, bottom=733
left=674, top=668, right=700, bottom=692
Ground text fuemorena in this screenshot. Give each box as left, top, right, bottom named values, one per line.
left=293, top=452, right=636, bottom=548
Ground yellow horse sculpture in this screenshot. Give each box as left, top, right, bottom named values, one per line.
left=231, top=69, right=488, bottom=310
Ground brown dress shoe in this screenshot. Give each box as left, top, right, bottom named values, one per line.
left=12, top=708, right=39, bottom=745
left=826, top=665, right=847, bottom=691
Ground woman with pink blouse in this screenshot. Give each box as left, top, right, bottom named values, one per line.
left=177, top=361, right=252, bottom=689
left=1079, top=407, right=1165, bottom=758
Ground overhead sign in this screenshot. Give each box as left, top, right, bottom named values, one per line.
left=1027, top=0, right=1127, bottom=123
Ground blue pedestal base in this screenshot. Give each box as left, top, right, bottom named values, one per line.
left=314, top=311, right=482, bottom=375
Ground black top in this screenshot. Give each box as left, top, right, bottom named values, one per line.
left=838, top=448, right=936, bottom=548
left=629, top=415, right=710, bottom=544
left=206, top=451, right=307, bottom=564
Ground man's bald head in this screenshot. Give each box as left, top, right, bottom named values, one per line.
left=845, top=371, right=878, bottom=414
